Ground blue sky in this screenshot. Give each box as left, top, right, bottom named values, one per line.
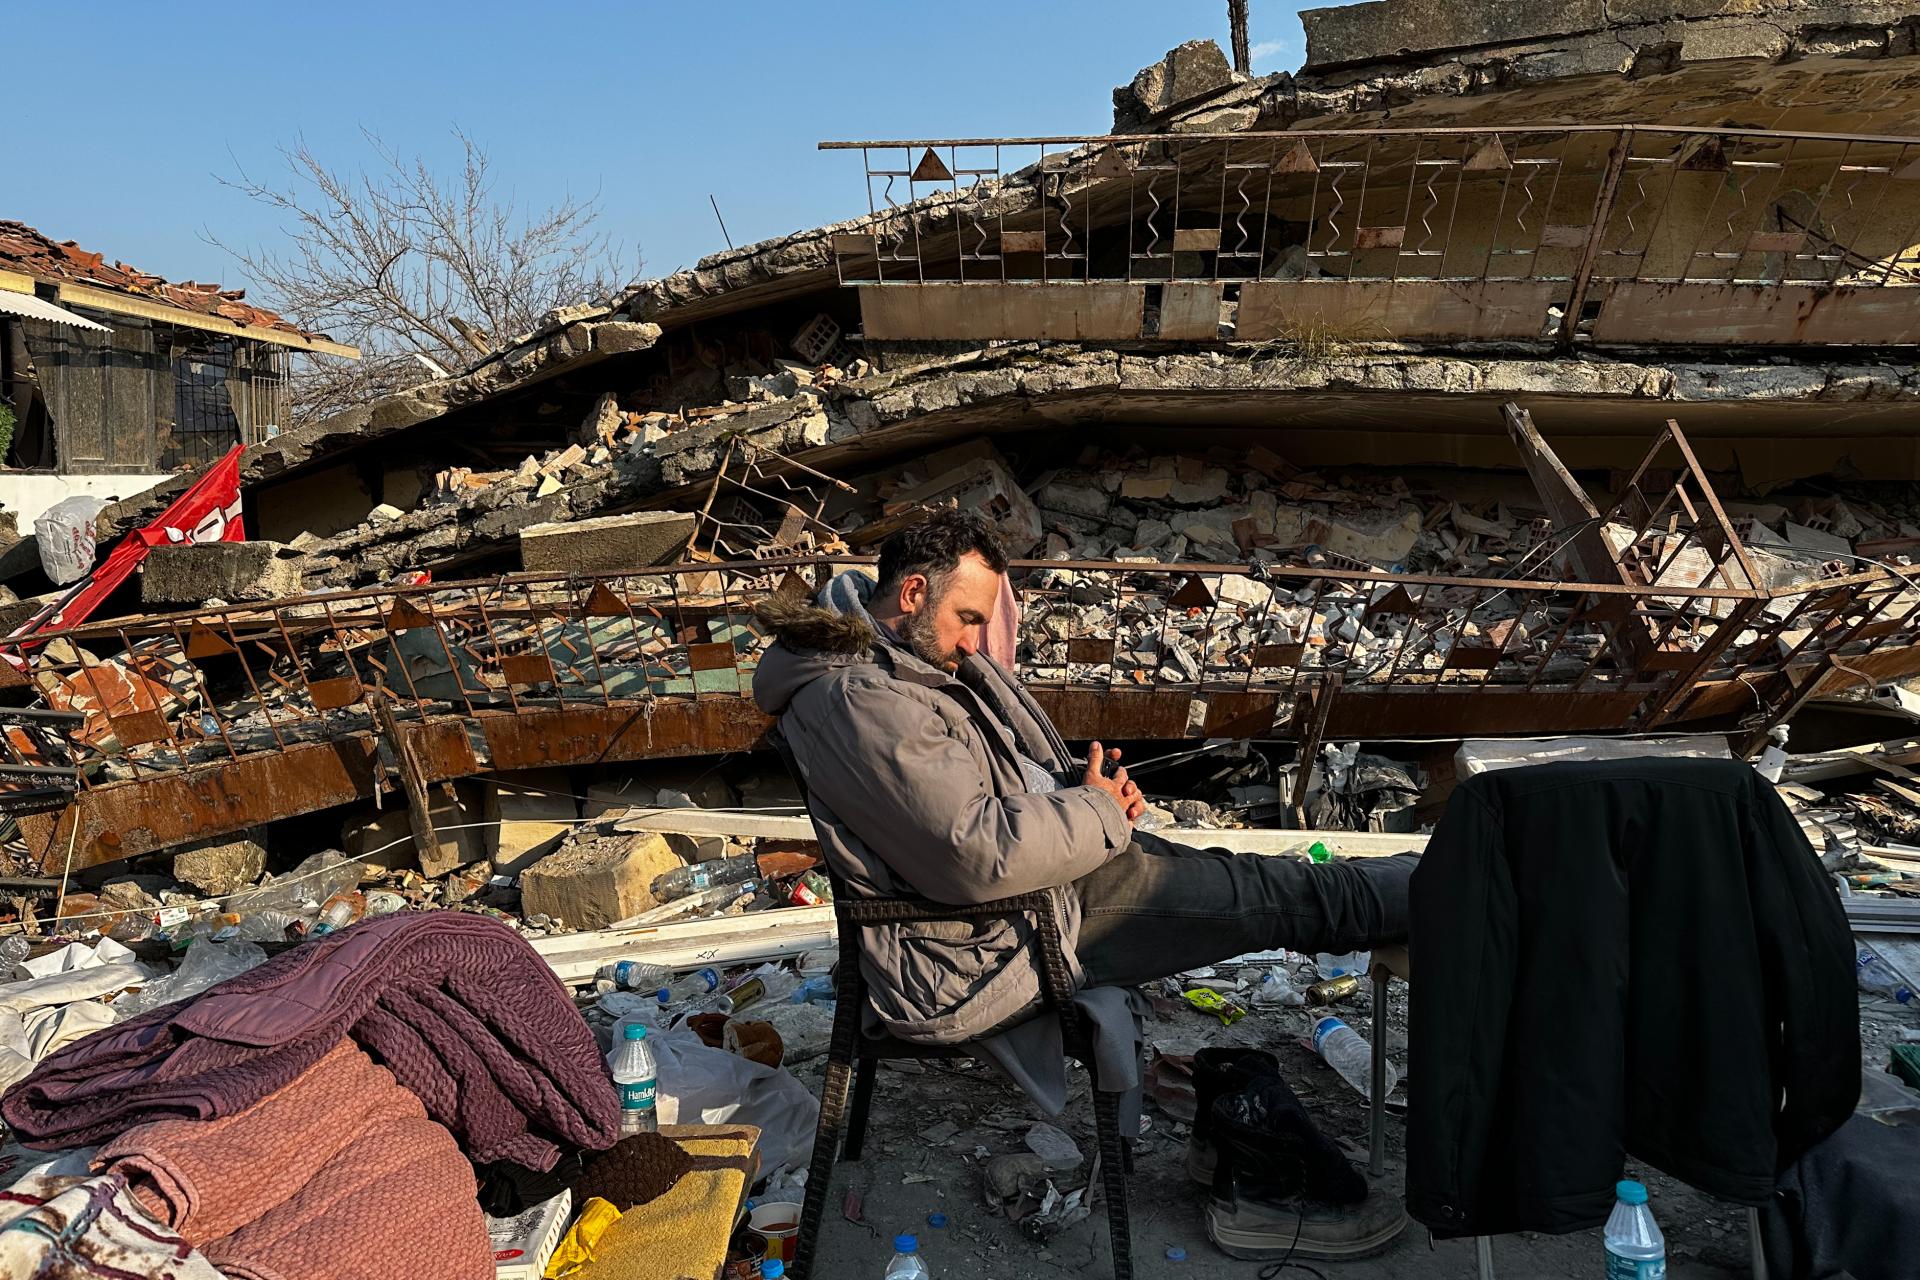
left=10, top=2, right=1306, bottom=306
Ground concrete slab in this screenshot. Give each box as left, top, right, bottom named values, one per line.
left=519, top=510, right=697, bottom=574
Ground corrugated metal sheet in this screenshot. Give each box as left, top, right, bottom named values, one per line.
left=0, top=289, right=111, bottom=332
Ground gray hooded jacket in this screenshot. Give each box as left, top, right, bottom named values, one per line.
left=751, top=576, right=1133, bottom=1045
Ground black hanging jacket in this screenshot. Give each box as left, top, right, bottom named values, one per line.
left=1406, top=759, right=1858, bottom=1238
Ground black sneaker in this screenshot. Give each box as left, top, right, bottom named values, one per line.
left=1204, top=1074, right=1406, bottom=1259
left=1206, top=1187, right=1409, bottom=1260
left=1183, top=1047, right=1279, bottom=1187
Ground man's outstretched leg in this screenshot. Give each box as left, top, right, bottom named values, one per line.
left=1071, top=832, right=1417, bottom=1262
left=1072, top=832, right=1416, bottom=988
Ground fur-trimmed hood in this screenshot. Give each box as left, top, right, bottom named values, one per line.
left=751, top=572, right=881, bottom=716
left=751, top=593, right=874, bottom=655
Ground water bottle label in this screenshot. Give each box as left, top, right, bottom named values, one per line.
left=1310, top=1017, right=1347, bottom=1053
left=614, top=961, right=635, bottom=985
left=620, top=1078, right=656, bottom=1110
left=691, top=871, right=712, bottom=891
left=1605, top=1249, right=1665, bottom=1280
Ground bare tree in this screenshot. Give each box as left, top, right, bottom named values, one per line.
left=213, top=129, right=641, bottom=427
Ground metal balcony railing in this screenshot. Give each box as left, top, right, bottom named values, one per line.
left=10, top=540, right=1920, bottom=871
left=819, top=125, right=1920, bottom=346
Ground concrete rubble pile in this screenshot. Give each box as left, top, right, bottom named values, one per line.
left=295, top=349, right=871, bottom=588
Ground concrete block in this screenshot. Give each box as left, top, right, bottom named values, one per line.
left=342, top=779, right=495, bottom=878
left=1322, top=505, right=1424, bottom=566
left=142, top=541, right=305, bottom=605
left=1123, top=39, right=1237, bottom=116
left=169, top=830, right=268, bottom=895
left=520, top=829, right=682, bottom=929
left=489, top=771, right=579, bottom=876
left=1300, top=0, right=1606, bottom=69
left=893, top=452, right=1045, bottom=556
left=519, top=510, right=697, bottom=574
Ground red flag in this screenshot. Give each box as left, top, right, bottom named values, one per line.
left=6, top=445, right=246, bottom=647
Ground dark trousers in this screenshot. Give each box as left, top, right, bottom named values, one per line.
left=1072, top=832, right=1419, bottom=988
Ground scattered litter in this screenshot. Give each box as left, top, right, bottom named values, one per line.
left=1022, top=1122, right=1083, bottom=1172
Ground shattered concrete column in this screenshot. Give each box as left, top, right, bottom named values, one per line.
left=142, top=542, right=306, bottom=605
left=519, top=510, right=699, bottom=573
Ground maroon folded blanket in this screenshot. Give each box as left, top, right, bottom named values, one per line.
left=3, top=912, right=618, bottom=1168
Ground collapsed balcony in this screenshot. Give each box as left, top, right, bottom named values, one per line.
left=10, top=516, right=1919, bottom=876
left=822, top=123, right=1920, bottom=346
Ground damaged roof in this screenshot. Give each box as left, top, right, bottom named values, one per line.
left=0, top=218, right=334, bottom=344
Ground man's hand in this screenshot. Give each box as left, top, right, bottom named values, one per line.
left=1083, top=741, right=1146, bottom=823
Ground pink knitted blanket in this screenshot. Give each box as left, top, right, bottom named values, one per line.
left=96, top=1040, right=492, bottom=1280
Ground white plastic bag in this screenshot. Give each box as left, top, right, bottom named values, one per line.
left=112, top=939, right=268, bottom=1020
left=613, top=1015, right=817, bottom=1171
left=35, top=495, right=111, bottom=586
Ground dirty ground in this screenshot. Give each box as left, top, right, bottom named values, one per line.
left=795, top=974, right=1797, bottom=1279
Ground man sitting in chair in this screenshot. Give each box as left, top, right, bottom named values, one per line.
left=754, top=510, right=1416, bottom=1260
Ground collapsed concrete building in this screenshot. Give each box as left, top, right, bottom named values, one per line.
left=9, top=0, right=1920, bottom=893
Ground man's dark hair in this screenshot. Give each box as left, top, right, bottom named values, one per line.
left=875, top=509, right=1009, bottom=595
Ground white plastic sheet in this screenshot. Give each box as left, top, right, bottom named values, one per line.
left=611, top=1014, right=817, bottom=1173
left=1454, top=735, right=1730, bottom=778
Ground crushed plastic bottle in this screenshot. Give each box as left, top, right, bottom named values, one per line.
left=316, top=891, right=366, bottom=932
left=364, top=889, right=407, bottom=917
left=1858, top=948, right=1915, bottom=1004
left=791, top=975, right=836, bottom=1005
left=597, top=960, right=675, bottom=993
left=0, top=935, right=30, bottom=971
left=1315, top=951, right=1370, bottom=980
left=1250, top=968, right=1304, bottom=1008
left=114, top=939, right=269, bottom=1018
left=1603, top=1179, right=1666, bottom=1279
left=1310, top=1015, right=1398, bottom=1103
left=650, top=853, right=759, bottom=902
left=665, top=967, right=721, bottom=1002
left=234, top=908, right=312, bottom=943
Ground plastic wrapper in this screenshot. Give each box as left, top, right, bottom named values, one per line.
left=1180, top=988, right=1246, bottom=1026
left=113, top=939, right=267, bottom=1019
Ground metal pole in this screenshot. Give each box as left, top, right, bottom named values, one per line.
left=1369, top=969, right=1388, bottom=1177
left=1477, top=1235, right=1496, bottom=1279
left=1228, top=0, right=1251, bottom=73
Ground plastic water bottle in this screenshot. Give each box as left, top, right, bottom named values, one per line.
left=791, top=975, right=836, bottom=1005
left=597, top=959, right=674, bottom=992
left=1310, top=1016, right=1398, bottom=1102
left=664, top=967, right=721, bottom=1002
left=761, top=1261, right=784, bottom=1280
left=883, top=1234, right=930, bottom=1279
left=1603, top=1180, right=1666, bottom=1279
left=651, top=853, right=760, bottom=902
left=607, top=1023, right=659, bottom=1135
left=1858, top=948, right=1915, bottom=1004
